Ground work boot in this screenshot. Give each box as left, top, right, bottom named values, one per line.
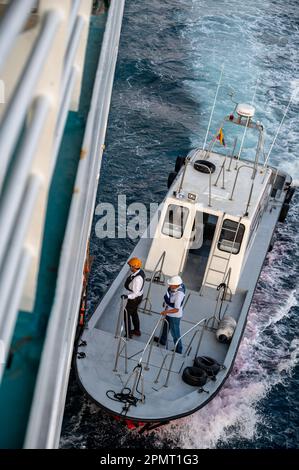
left=131, top=330, right=141, bottom=337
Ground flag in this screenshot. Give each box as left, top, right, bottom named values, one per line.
left=216, top=128, right=226, bottom=146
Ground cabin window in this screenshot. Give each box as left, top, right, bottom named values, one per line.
left=162, top=204, right=189, bottom=239
left=218, top=219, right=245, bottom=254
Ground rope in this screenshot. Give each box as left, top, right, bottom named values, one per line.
left=106, top=365, right=145, bottom=415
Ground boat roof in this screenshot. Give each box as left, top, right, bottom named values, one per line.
left=170, top=150, right=272, bottom=220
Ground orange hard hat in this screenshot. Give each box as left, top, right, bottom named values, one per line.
left=128, top=257, right=142, bottom=269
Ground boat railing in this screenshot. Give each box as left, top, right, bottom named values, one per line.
left=229, top=163, right=259, bottom=217
left=114, top=297, right=127, bottom=338
left=155, top=316, right=216, bottom=388
left=138, top=315, right=169, bottom=370
left=212, top=275, right=232, bottom=327
left=214, top=155, right=228, bottom=189
left=113, top=321, right=129, bottom=374
left=139, top=250, right=166, bottom=313
left=115, top=315, right=170, bottom=403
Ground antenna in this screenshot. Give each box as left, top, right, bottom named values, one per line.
left=264, top=88, right=298, bottom=167
left=203, top=65, right=224, bottom=151
left=228, top=88, right=238, bottom=105
left=251, top=76, right=259, bottom=106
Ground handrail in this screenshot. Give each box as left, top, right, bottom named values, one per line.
left=0, top=0, right=93, bottom=380
left=229, top=164, right=255, bottom=201
left=116, top=315, right=169, bottom=405
left=138, top=315, right=169, bottom=367
left=114, top=298, right=126, bottom=338
left=140, top=251, right=166, bottom=312
left=0, top=96, right=49, bottom=268
left=227, top=137, right=238, bottom=172
left=0, top=9, right=61, bottom=192
left=0, top=0, right=37, bottom=72
left=213, top=274, right=232, bottom=326
left=214, top=155, right=227, bottom=189
left=113, top=324, right=128, bottom=374
left=0, top=174, right=41, bottom=382
left=162, top=317, right=209, bottom=387
left=222, top=267, right=232, bottom=301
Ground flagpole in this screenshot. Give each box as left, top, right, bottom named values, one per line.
left=203, top=65, right=224, bottom=151
left=251, top=75, right=259, bottom=106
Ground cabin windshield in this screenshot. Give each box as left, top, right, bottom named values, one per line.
left=162, top=204, right=189, bottom=239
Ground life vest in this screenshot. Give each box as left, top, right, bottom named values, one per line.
left=124, top=269, right=145, bottom=294
left=164, top=284, right=186, bottom=308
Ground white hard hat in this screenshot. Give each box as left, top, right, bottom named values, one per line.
left=167, top=275, right=183, bottom=285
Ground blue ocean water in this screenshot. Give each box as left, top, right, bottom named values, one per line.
left=60, top=0, right=299, bottom=448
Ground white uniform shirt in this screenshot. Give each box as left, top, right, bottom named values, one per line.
left=165, top=288, right=185, bottom=318
left=125, top=270, right=144, bottom=300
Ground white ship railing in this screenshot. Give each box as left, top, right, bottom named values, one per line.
left=0, top=0, right=92, bottom=382
left=24, top=0, right=126, bottom=449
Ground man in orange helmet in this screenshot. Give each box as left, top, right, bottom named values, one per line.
left=121, top=257, right=145, bottom=338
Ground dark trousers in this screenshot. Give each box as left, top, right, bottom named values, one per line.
left=124, top=295, right=142, bottom=333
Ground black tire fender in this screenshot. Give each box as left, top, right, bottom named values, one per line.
left=193, top=356, right=221, bottom=377
left=278, top=203, right=290, bottom=223
left=285, top=186, right=295, bottom=204
left=193, top=160, right=216, bottom=174
left=167, top=171, right=178, bottom=189
left=182, top=366, right=208, bottom=387
left=175, top=156, right=186, bottom=173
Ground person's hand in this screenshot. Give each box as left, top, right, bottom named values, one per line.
left=121, top=294, right=128, bottom=299
left=160, top=310, right=167, bottom=316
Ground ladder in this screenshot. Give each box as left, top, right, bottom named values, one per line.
left=201, top=215, right=242, bottom=292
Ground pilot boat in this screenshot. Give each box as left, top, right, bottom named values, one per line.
left=76, top=100, right=294, bottom=431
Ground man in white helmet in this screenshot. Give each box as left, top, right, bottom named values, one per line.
left=158, top=275, right=185, bottom=354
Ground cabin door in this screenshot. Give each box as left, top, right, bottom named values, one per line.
left=182, top=212, right=218, bottom=291
left=145, top=202, right=196, bottom=276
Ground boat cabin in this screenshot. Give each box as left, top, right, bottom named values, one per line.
left=145, top=103, right=275, bottom=295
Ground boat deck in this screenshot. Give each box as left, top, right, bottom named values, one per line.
left=77, top=284, right=246, bottom=420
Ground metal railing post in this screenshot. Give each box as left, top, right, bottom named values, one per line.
left=227, top=137, right=237, bottom=172
left=114, top=298, right=126, bottom=337
left=140, top=251, right=166, bottom=312
left=229, top=164, right=255, bottom=201
left=144, top=317, right=169, bottom=371
left=163, top=318, right=207, bottom=387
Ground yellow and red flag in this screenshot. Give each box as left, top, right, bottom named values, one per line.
left=216, top=128, right=226, bottom=146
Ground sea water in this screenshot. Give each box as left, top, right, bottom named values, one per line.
left=60, top=0, right=299, bottom=448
